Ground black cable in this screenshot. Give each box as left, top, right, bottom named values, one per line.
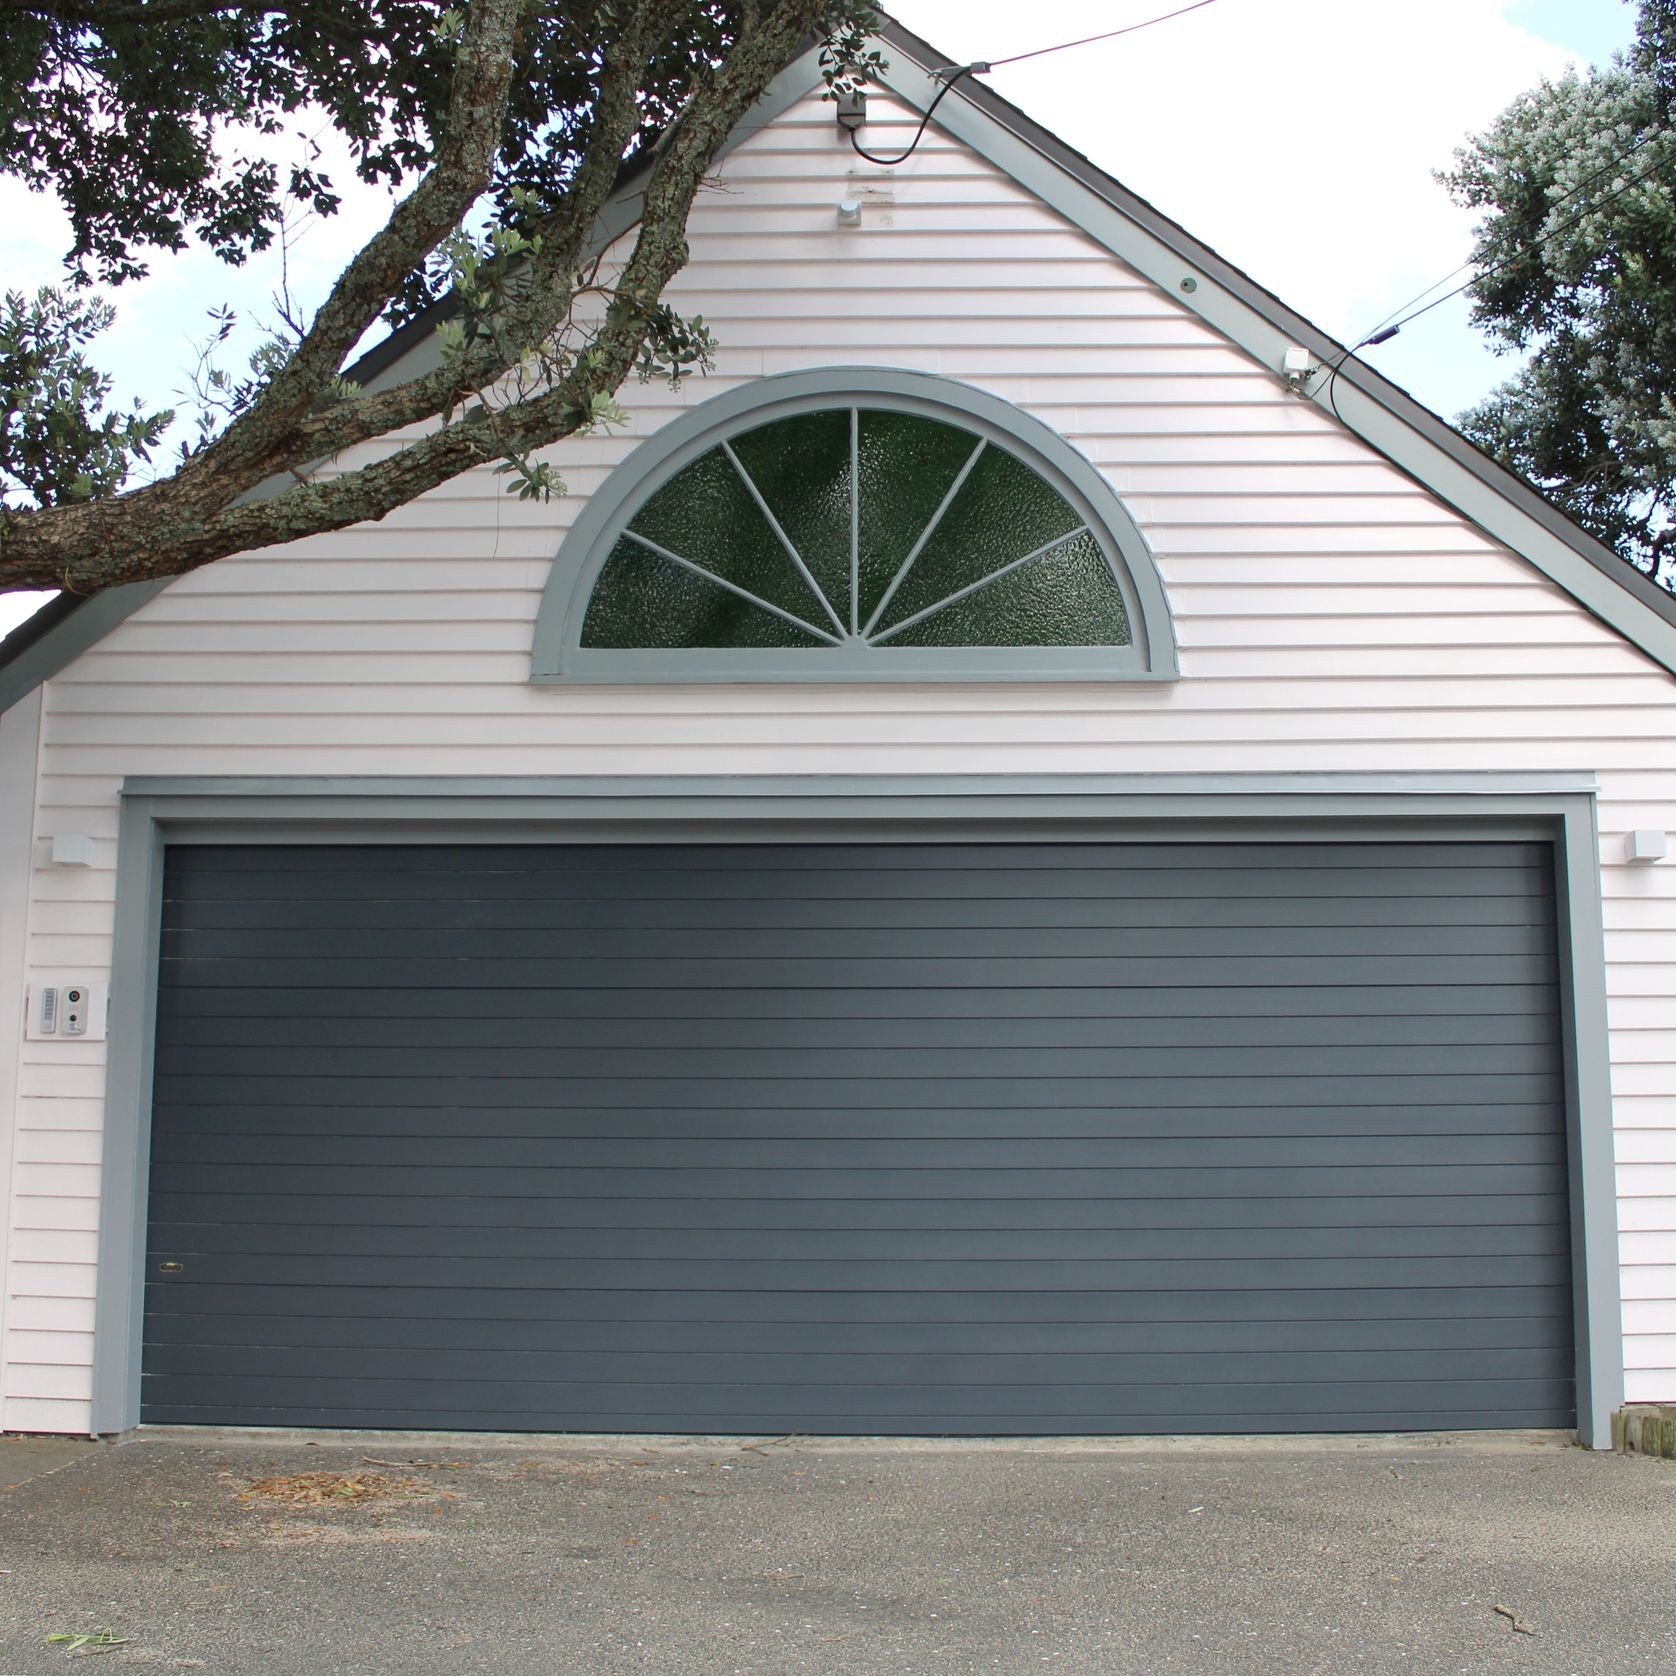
left=1316, top=327, right=1397, bottom=427
left=848, top=64, right=975, bottom=166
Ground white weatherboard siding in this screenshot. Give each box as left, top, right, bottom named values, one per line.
left=5, top=90, right=1676, bottom=1433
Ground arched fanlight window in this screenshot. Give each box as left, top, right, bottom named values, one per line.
left=530, top=369, right=1176, bottom=683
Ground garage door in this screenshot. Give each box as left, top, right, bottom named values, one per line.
left=142, top=840, right=1574, bottom=1433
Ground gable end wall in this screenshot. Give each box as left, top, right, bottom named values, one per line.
left=4, top=90, right=1675, bottom=1433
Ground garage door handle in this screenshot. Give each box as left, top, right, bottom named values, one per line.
left=158, top=1262, right=184, bottom=1274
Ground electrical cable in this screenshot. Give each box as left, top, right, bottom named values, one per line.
left=847, top=63, right=976, bottom=166
left=847, top=0, right=1227, bottom=167
left=1351, top=123, right=1671, bottom=350
left=1386, top=140, right=1673, bottom=333
left=1311, top=132, right=1675, bottom=420
left=987, top=0, right=1226, bottom=67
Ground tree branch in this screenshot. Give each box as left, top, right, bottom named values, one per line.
left=170, top=0, right=528, bottom=495
left=0, top=0, right=855, bottom=593
left=260, top=1, right=689, bottom=470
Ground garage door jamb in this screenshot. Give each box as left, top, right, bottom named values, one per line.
left=92, top=773, right=1620, bottom=1446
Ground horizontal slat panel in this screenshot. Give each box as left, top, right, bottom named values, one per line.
left=147, top=1073, right=1568, bottom=1111
left=145, top=1132, right=1566, bottom=1172
left=143, top=1310, right=1571, bottom=1356
left=148, top=1010, right=1561, bottom=1050
left=153, top=983, right=1559, bottom=1021
left=159, top=892, right=1556, bottom=932
left=138, top=1252, right=1575, bottom=1291
left=135, top=1373, right=1573, bottom=1420
left=64, top=705, right=1676, bottom=745
left=153, top=957, right=1554, bottom=989
left=145, top=1163, right=1570, bottom=1201
left=145, top=1191, right=1568, bottom=1235
left=143, top=1282, right=1571, bottom=1324
left=139, top=1344, right=1572, bottom=1386
left=145, top=1105, right=1562, bottom=1142
left=165, top=839, right=1546, bottom=872
left=155, top=925, right=1556, bottom=962
left=148, top=1041, right=1561, bottom=1081
left=157, top=870, right=1552, bottom=906
left=55, top=669, right=1672, bottom=712
left=147, top=1219, right=1567, bottom=1264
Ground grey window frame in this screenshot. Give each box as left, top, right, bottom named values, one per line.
left=529, top=368, right=1178, bottom=684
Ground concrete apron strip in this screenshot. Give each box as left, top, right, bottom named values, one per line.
left=0, top=1434, right=103, bottom=1486
left=131, top=1425, right=1579, bottom=1456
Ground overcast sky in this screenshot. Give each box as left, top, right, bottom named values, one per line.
left=0, top=0, right=1640, bottom=638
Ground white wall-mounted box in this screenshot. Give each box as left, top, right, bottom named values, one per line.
left=1627, top=830, right=1670, bottom=864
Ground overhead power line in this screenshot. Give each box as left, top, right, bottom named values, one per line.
left=1313, top=131, right=1675, bottom=421
left=847, top=0, right=1228, bottom=167
left=1353, top=123, right=1673, bottom=349
left=986, top=0, right=1226, bottom=68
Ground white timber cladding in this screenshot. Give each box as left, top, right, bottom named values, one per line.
left=4, top=88, right=1676, bottom=1434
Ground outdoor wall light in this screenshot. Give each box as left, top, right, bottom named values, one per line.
left=48, top=834, right=95, bottom=868
left=837, top=200, right=862, bottom=226
left=1625, top=829, right=1669, bottom=864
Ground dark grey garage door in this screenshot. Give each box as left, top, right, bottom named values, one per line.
left=142, top=840, right=1574, bottom=1433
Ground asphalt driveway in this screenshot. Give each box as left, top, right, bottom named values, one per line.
left=0, top=1431, right=1671, bottom=1674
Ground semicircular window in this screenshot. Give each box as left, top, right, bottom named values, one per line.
left=533, top=378, right=1175, bottom=683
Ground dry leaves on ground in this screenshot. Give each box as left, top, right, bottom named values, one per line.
left=235, top=1470, right=429, bottom=1508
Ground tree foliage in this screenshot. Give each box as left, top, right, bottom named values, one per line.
left=0, top=0, right=879, bottom=596
left=0, top=288, right=169, bottom=506
left=1443, top=0, right=1676, bottom=583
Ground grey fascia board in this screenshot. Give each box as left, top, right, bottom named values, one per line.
left=867, top=19, right=1676, bottom=678
left=95, top=768, right=1620, bottom=1446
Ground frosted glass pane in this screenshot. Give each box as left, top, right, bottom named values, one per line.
left=581, top=539, right=827, bottom=649
left=875, top=444, right=1083, bottom=633
left=578, top=404, right=1136, bottom=657
left=729, top=410, right=852, bottom=625
left=626, top=446, right=828, bottom=625
left=855, top=410, right=976, bottom=621
left=884, top=531, right=1131, bottom=647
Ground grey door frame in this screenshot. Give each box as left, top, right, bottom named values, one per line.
left=95, top=772, right=1622, bottom=1445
